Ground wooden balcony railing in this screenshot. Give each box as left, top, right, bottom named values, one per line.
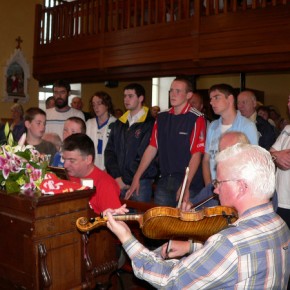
left=36, top=0, right=290, bottom=45
left=33, top=0, right=290, bottom=83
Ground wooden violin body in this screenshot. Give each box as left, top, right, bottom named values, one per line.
left=76, top=206, right=238, bottom=242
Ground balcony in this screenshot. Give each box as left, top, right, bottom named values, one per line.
left=33, top=0, right=290, bottom=83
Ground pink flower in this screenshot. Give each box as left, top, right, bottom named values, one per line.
left=21, top=182, right=37, bottom=193
left=0, top=144, right=47, bottom=193
left=0, top=155, right=8, bottom=169
left=2, top=163, right=11, bottom=179
left=30, top=168, right=42, bottom=181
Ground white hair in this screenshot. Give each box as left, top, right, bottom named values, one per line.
left=216, top=143, right=275, bottom=199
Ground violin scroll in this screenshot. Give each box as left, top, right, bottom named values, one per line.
left=76, top=216, right=108, bottom=232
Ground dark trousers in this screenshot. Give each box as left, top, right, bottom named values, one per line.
left=277, top=207, right=290, bottom=229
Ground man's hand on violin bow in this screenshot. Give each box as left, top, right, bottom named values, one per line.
left=181, top=200, right=193, bottom=211
left=176, top=186, right=190, bottom=204
left=106, top=212, right=132, bottom=244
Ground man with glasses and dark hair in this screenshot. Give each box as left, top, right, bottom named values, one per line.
left=106, top=143, right=290, bottom=289
left=46, top=80, right=85, bottom=140
left=128, top=77, right=207, bottom=206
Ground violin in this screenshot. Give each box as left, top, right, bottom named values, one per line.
left=76, top=205, right=238, bottom=242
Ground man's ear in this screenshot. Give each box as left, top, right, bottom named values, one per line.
left=228, top=94, right=234, bottom=102
left=253, top=99, right=257, bottom=108
left=186, top=92, right=193, bottom=100
left=86, top=155, right=93, bottom=165
left=236, top=180, right=248, bottom=199
left=139, top=95, right=144, bottom=104
left=24, top=120, right=30, bottom=129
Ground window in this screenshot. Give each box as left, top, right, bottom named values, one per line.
left=152, top=77, right=175, bottom=110
left=152, top=78, right=159, bottom=106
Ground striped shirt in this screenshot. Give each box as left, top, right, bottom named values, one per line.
left=46, top=107, right=85, bottom=141
left=123, top=203, right=290, bottom=289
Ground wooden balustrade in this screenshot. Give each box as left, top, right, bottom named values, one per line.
left=37, top=0, right=290, bottom=45
left=38, top=0, right=197, bottom=44
left=33, top=0, right=290, bottom=83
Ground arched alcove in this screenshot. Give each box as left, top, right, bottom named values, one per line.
left=3, top=49, right=30, bottom=103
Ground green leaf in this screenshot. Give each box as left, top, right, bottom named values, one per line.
left=4, top=122, right=10, bottom=138
left=29, top=161, right=42, bottom=169
left=5, top=180, right=20, bottom=194
left=15, top=150, right=31, bottom=161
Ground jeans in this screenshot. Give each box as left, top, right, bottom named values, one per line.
left=120, top=179, right=153, bottom=202
left=154, top=175, right=183, bottom=207
left=154, top=175, right=208, bottom=207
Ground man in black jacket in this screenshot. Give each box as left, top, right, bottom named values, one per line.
left=238, top=90, right=277, bottom=150
left=105, top=83, right=157, bottom=202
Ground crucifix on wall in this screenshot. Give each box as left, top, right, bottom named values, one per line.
left=15, top=36, right=23, bottom=49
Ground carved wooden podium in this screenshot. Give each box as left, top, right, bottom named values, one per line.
left=0, top=189, right=119, bottom=289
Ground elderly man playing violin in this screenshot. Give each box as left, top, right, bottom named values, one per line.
left=106, top=143, right=290, bottom=289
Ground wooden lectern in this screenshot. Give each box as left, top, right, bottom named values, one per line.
left=0, top=189, right=119, bottom=289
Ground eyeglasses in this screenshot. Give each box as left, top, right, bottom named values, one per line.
left=212, top=179, right=241, bottom=189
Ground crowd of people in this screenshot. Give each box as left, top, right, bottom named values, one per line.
left=1, top=78, right=290, bottom=288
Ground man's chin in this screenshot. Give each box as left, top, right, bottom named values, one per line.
left=65, top=170, right=72, bottom=176
left=55, top=103, right=66, bottom=109
left=219, top=199, right=228, bottom=207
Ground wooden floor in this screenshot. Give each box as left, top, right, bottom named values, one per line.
left=106, top=246, right=158, bottom=290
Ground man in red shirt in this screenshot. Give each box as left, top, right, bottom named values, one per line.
left=128, top=77, right=207, bottom=206
left=62, top=133, right=127, bottom=215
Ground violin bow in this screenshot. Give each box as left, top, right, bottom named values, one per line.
left=177, top=167, right=189, bottom=209
left=166, top=167, right=189, bottom=257
left=191, top=194, right=218, bottom=211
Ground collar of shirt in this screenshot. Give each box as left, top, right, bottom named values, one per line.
left=249, top=111, right=257, bottom=123
left=168, top=103, right=191, bottom=115
left=218, top=110, right=239, bottom=126
left=128, top=107, right=146, bottom=127
left=235, top=202, right=273, bottom=225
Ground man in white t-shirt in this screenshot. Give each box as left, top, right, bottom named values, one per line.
left=46, top=80, right=85, bottom=140
left=270, top=95, right=290, bottom=228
